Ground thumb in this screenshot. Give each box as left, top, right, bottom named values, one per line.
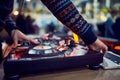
left=102, top=47, right=108, bottom=56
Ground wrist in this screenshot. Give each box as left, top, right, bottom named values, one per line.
left=11, top=29, right=18, bottom=37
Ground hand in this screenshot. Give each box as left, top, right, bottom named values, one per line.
left=40, top=32, right=53, bottom=39
left=11, top=29, right=39, bottom=47
left=88, top=39, right=108, bottom=55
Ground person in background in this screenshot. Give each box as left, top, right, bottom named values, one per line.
left=15, top=14, right=26, bottom=34
left=0, top=0, right=108, bottom=63
left=112, top=16, right=120, bottom=40
left=104, top=10, right=117, bottom=38
left=24, top=15, right=35, bottom=34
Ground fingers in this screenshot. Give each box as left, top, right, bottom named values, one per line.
left=88, top=39, right=108, bottom=55
left=101, top=45, right=108, bottom=55
left=12, top=30, right=40, bottom=47
left=89, top=46, right=107, bottom=55
left=99, top=39, right=108, bottom=55
left=96, top=44, right=108, bottom=54
left=28, top=38, right=40, bottom=44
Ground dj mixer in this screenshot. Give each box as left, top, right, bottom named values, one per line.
left=3, top=37, right=103, bottom=80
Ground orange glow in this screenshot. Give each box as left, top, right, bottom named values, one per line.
left=114, top=46, right=120, bottom=50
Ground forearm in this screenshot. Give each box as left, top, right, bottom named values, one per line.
left=41, top=0, right=97, bottom=45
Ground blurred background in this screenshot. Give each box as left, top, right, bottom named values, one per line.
left=11, top=0, right=120, bottom=39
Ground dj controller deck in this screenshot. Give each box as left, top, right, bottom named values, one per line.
left=3, top=37, right=103, bottom=80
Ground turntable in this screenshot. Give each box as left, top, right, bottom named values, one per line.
left=3, top=37, right=103, bottom=80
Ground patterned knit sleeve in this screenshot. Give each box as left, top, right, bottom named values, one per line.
left=41, top=0, right=97, bottom=45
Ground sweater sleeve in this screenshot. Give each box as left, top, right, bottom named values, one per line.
left=4, top=15, right=19, bottom=36
left=0, top=18, right=5, bottom=31
left=41, top=0, right=97, bottom=45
